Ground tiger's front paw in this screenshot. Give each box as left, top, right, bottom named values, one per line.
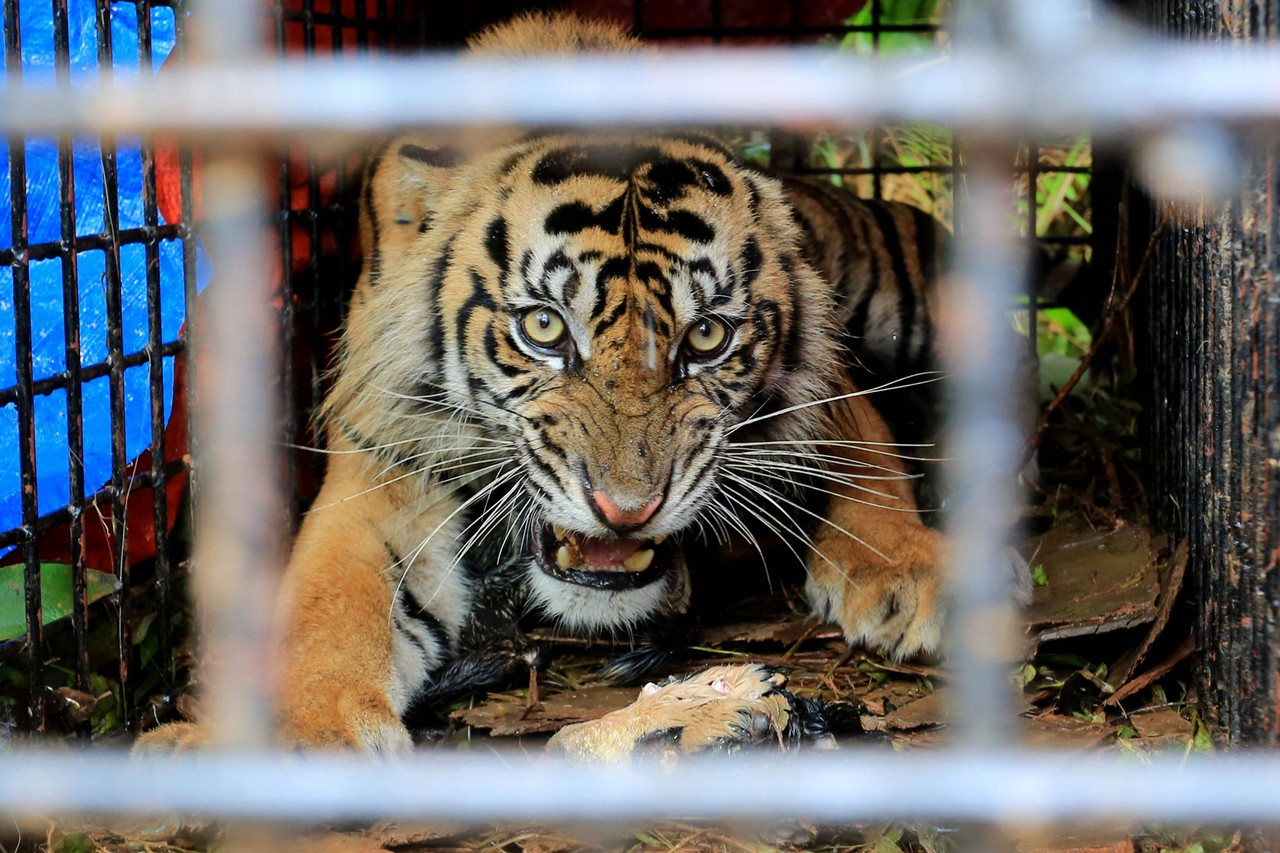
left=806, top=525, right=946, bottom=661
left=133, top=721, right=210, bottom=754
left=280, top=685, right=413, bottom=753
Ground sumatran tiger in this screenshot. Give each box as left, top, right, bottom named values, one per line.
left=140, top=12, right=1031, bottom=754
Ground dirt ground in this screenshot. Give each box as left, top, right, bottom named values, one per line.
left=9, top=517, right=1244, bottom=853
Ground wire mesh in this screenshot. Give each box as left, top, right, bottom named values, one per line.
left=0, top=0, right=426, bottom=740
left=0, top=0, right=195, bottom=737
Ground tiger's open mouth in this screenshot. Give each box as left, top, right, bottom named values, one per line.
left=534, top=523, right=676, bottom=590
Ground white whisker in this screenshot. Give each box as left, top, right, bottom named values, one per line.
left=724, top=455, right=915, bottom=494
left=718, top=478, right=842, bottom=576
left=727, top=463, right=930, bottom=515
left=720, top=470, right=888, bottom=562
left=726, top=371, right=945, bottom=434
left=386, top=464, right=523, bottom=622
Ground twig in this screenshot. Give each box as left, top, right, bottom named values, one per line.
left=1030, top=224, right=1165, bottom=452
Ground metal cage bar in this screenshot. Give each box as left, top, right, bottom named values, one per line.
left=1, top=0, right=1279, bottom=838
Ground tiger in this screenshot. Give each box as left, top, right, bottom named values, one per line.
left=140, top=12, right=1022, bottom=754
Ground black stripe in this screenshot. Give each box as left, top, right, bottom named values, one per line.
left=485, top=217, right=510, bottom=274
left=457, top=270, right=498, bottom=349
left=532, top=144, right=663, bottom=185
left=865, top=202, right=917, bottom=366
left=643, top=157, right=699, bottom=203
left=739, top=236, right=763, bottom=291
left=425, top=237, right=455, bottom=375
left=635, top=260, right=668, bottom=288
left=782, top=255, right=804, bottom=373
left=545, top=194, right=626, bottom=236
left=338, top=419, right=412, bottom=469
left=633, top=241, right=689, bottom=267
left=484, top=326, right=523, bottom=378
left=501, top=380, right=536, bottom=403
left=910, top=207, right=939, bottom=365
left=523, top=444, right=564, bottom=489
left=637, top=205, right=715, bottom=244
left=395, top=616, right=429, bottom=656
left=539, top=433, right=570, bottom=463
left=782, top=177, right=860, bottom=300
left=594, top=296, right=628, bottom=336
left=400, top=587, right=451, bottom=653
left=545, top=201, right=595, bottom=235
left=744, top=175, right=764, bottom=217
left=399, top=143, right=463, bottom=168
left=688, top=159, right=733, bottom=196
left=361, top=140, right=394, bottom=288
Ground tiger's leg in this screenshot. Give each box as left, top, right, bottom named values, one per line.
left=137, top=446, right=473, bottom=753
left=804, top=374, right=947, bottom=660
left=275, top=446, right=485, bottom=751
left=273, top=466, right=412, bottom=751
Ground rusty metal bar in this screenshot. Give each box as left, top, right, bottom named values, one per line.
left=186, top=0, right=281, bottom=752
left=51, top=0, right=90, bottom=733
left=4, top=0, right=44, bottom=733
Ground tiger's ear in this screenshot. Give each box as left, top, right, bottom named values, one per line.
left=359, top=136, right=463, bottom=278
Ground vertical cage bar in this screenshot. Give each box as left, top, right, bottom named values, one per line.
left=274, top=1, right=299, bottom=528
left=136, top=0, right=174, bottom=679
left=188, top=0, right=281, bottom=752
left=869, top=0, right=883, bottom=199
left=93, top=0, right=136, bottom=733
left=4, top=0, right=45, bottom=733
left=52, top=0, right=91, bottom=721
left=944, top=144, right=1026, bottom=755
left=301, top=4, right=326, bottom=444
left=944, top=1, right=1026, bottom=765
left=174, top=0, right=198, bottom=521
left=388, top=0, right=400, bottom=48
left=354, top=0, right=368, bottom=49
left=1026, top=140, right=1038, bottom=358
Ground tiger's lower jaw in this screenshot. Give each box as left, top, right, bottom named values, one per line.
left=533, top=523, right=678, bottom=591
left=525, top=537, right=692, bottom=634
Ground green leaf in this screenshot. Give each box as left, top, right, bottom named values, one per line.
left=875, top=834, right=906, bottom=853
left=0, top=563, right=120, bottom=642
left=57, top=833, right=96, bottom=853
left=1031, top=564, right=1049, bottom=586
left=1191, top=719, right=1215, bottom=753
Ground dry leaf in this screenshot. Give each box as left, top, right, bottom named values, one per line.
left=453, top=685, right=639, bottom=737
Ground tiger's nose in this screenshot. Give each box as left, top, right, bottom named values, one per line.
left=591, top=491, right=664, bottom=533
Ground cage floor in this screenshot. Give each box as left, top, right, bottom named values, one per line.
left=9, top=516, right=1222, bottom=853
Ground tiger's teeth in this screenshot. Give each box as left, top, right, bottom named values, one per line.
left=653, top=534, right=667, bottom=545
left=552, top=524, right=568, bottom=541
left=556, top=545, right=574, bottom=569
left=623, top=548, right=655, bottom=572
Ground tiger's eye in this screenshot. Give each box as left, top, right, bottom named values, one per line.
left=686, top=317, right=729, bottom=357
left=521, top=307, right=568, bottom=348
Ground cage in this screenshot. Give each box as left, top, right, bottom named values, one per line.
left=1, top=0, right=1279, bottom=849
left=0, top=0, right=1110, bottom=742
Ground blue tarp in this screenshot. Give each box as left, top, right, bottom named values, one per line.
left=0, top=0, right=209, bottom=541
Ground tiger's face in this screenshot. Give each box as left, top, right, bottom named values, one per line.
left=334, top=132, right=837, bottom=631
